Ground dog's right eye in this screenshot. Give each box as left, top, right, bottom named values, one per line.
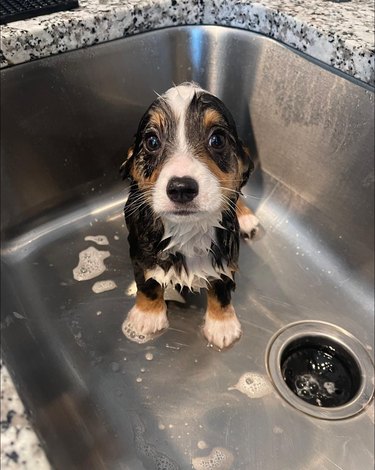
left=145, top=134, right=161, bottom=152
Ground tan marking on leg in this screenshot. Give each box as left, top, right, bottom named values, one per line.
left=206, top=290, right=235, bottom=320
left=203, top=289, right=242, bottom=349
left=122, top=286, right=168, bottom=342
left=135, top=289, right=165, bottom=314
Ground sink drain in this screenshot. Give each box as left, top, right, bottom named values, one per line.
left=266, top=321, right=374, bottom=419
left=281, top=336, right=361, bottom=407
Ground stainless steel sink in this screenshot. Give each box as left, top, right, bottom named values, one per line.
left=1, top=26, right=374, bottom=470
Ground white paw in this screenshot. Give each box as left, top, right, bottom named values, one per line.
left=203, top=308, right=242, bottom=350
left=238, top=213, right=260, bottom=240
left=122, top=304, right=168, bottom=344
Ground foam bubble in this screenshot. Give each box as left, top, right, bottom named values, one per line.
left=295, top=374, right=320, bottom=400
left=192, top=447, right=234, bottom=470
left=73, top=246, right=110, bottom=281
left=92, top=280, right=117, bottom=293
left=197, top=441, right=208, bottom=449
left=131, top=413, right=179, bottom=470
left=323, top=382, right=336, bottom=395
left=145, top=353, right=154, bottom=361
left=228, top=372, right=272, bottom=399
left=84, top=235, right=109, bottom=245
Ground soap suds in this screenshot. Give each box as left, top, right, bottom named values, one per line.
left=228, top=372, right=272, bottom=399
left=84, top=235, right=109, bottom=245
left=197, top=441, right=208, bottom=449
left=131, top=413, right=179, bottom=470
left=73, top=246, right=110, bottom=281
left=192, top=447, right=234, bottom=470
left=92, top=280, right=117, bottom=293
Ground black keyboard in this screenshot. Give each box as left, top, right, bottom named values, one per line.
left=0, top=0, right=79, bottom=25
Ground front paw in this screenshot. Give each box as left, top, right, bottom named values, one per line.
left=238, top=212, right=260, bottom=240
left=122, top=304, right=168, bottom=344
left=203, top=308, right=242, bottom=350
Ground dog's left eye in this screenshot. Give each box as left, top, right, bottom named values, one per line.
left=145, top=134, right=161, bottom=152
left=208, top=132, right=226, bottom=150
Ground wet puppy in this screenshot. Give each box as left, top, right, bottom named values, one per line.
left=121, top=82, right=259, bottom=349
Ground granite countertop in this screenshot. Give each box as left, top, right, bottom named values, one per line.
left=0, top=0, right=374, bottom=467
left=0, top=361, right=50, bottom=469
left=0, top=0, right=374, bottom=85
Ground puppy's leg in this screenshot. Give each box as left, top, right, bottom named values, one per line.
left=203, top=278, right=242, bottom=350
left=236, top=197, right=259, bottom=240
left=123, top=268, right=168, bottom=341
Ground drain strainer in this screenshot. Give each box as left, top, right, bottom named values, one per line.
left=266, top=321, right=374, bottom=420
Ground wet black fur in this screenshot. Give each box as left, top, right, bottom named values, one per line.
left=122, top=89, right=252, bottom=305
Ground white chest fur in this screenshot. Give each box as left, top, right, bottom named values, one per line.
left=145, top=215, right=232, bottom=291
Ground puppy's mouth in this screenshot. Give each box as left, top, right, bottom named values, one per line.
left=161, top=206, right=207, bottom=221
left=164, top=201, right=201, bottom=217
left=170, top=209, right=198, bottom=216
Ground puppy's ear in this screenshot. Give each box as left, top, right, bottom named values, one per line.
left=238, top=142, right=254, bottom=190
left=120, top=144, right=135, bottom=180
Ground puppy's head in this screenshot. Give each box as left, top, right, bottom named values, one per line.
left=121, top=83, right=253, bottom=222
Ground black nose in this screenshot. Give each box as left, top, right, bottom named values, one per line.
left=166, top=177, right=199, bottom=203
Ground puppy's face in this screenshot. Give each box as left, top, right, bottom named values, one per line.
left=122, top=83, right=253, bottom=222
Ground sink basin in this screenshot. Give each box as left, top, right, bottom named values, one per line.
left=1, top=26, right=374, bottom=470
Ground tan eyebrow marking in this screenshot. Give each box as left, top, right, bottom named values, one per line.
left=203, top=108, right=225, bottom=129
left=148, top=108, right=167, bottom=131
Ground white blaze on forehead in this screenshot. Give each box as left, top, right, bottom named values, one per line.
left=163, top=83, right=205, bottom=117
left=163, top=83, right=205, bottom=154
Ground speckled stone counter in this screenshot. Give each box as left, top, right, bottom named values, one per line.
left=0, top=0, right=374, bottom=467
left=1, top=361, right=50, bottom=469
left=0, top=0, right=374, bottom=84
